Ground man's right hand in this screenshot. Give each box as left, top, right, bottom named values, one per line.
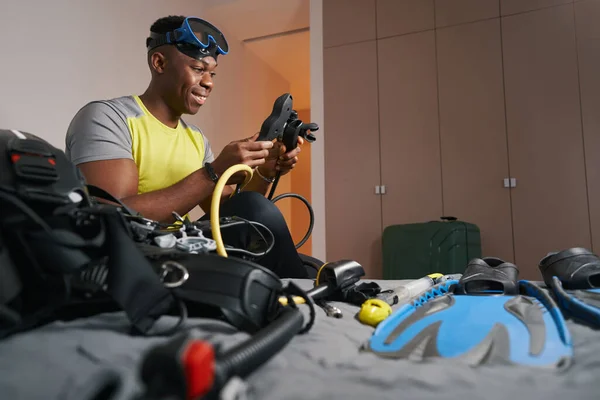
left=210, top=133, right=274, bottom=184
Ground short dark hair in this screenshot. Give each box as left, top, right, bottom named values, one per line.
left=150, top=15, right=186, bottom=34
left=146, top=15, right=186, bottom=48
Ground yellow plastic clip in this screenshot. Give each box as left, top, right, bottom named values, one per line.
left=358, top=299, right=392, bottom=327
left=278, top=296, right=306, bottom=306
left=427, top=273, right=443, bottom=280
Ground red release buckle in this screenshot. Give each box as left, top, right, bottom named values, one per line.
left=8, top=150, right=59, bottom=183
left=182, top=340, right=215, bottom=399
left=10, top=152, right=55, bottom=164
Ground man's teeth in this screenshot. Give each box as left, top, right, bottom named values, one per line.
left=194, top=94, right=206, bottom=100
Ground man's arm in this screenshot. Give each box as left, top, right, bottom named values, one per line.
left=196, top=133, right=276, bottom=213
left=196, top=168, right=269, bottom=213
left=198, top=183, right=233, bottom=214
left=241, top=166, right=275, bottom=195
left=66, top=101, right=214, bottom=222
left=67, top=103, right=273, bottom=222
left=197, top=137, right=305, bottom=210
left=80, top=146, right=272, bottom=223
left=239, top=137, right=304, bottom=195
left=78, top=159, right=217, bottom=223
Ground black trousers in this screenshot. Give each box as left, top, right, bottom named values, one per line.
left=200, top=191, right=308, bottom=279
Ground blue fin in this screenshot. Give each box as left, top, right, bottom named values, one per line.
left=366, top=280, right=573, bottom=369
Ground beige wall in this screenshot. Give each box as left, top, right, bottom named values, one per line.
left=0, top=0, right=291, bottom=223
left=310, top=0, right=327, bottom=262
left=323, top=0, right=600, bottom=279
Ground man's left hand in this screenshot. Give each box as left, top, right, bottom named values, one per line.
left=259, top=136, right=304, bottom=179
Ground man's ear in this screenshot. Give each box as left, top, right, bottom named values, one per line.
left=149, top=51, right=167, bottom=74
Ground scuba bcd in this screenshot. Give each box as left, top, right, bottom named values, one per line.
left=0, top=129, right=315, bottom=338
left=0, top=128, right=316, bottom=399
left=0, top=129, right=177, bottom=336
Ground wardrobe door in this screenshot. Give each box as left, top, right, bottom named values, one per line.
left=323, top=0, right=376, bottom=48
left=502, top=5, right=591, bottom=278
left=378, top=31, right=443, bottom=228
left=575, top=0, right=600, bottom=253
left=501, top=0, right=571, bottom=16
left=434, top=0, right=500, bottom=28
left=376, top=0, right=434, bottom=38
left=324, top=41, right=382, bottom=278
left=437, top=19, right=514, bottom=262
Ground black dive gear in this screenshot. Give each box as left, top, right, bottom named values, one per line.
left=0, top=128, right=315, bottom=332
left=257, top=93, right=318, bottom=201
left=0, top=129, right=178, bottom=338
left=254, top=93, right=319, bottom=250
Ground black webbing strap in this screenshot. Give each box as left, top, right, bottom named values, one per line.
left=103, top=211, right=176, bottom=334
left=86, top=184, right=138, bottom=217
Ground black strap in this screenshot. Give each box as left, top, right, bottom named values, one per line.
left=334, top=282, right=386, bottom=306
left=0, top=297, right=67, bottom=340
left=0, top=210, right=180, bottom=339
left=103, top=211, right=176, bottom=334
left=204, top=162, right=219, bottom=183
left=86, top=184, right=138, bottom=217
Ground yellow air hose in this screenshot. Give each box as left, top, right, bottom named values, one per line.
left=210, top=164, right=254, bottom=257
left=209, top=164, right=307, bottom=307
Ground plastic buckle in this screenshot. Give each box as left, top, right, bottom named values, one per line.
left=176, top=227, right=217, bottom=253
left=8, top=137, right=59, bottom=183
left=10, top=152, right=59, bottom=183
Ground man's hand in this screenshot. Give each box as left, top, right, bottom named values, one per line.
left=259, top=136, right=304, bottom=179
left=210, top=133, right=274, bottom=184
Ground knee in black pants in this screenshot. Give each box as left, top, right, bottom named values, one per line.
left=223, top=191, right=287, bottom=230
left=203, top=191, right=307, bottom=279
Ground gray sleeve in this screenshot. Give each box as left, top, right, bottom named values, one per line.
left=202, top=135, right=215, bottom=164
left=186, top=121, right=215, bottom=164
left=65, top=101, right=132, bottom=166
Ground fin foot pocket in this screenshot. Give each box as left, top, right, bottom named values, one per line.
left=539, top=247, right=600, bottom=290
left=538, top=247, right=600, bottom=328
left=456, top=257, right=519, bottom=295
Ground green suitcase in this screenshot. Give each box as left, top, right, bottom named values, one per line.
left=382, top=217, right=482, bottom=280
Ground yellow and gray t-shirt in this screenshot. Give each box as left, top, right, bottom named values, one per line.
left=65, top=95, right=214, bottom=195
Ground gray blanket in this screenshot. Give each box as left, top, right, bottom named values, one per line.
left=1, top=279, right=599, bottom=400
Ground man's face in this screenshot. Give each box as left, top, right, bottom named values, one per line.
left=158, top=48, right=218, bottom=115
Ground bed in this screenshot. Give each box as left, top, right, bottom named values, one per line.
left=0, top=278, right=599, bottom=400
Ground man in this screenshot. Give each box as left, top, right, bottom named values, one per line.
left=65, top=15, right=309, bottom=278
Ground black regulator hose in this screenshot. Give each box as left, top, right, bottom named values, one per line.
left=271, top=193, right=314, bottom=250
left=267, top=171, right=282, bottom=201
left=211, top=306, right=304, bottom=394
left=139, top=286, right=315, bottom=400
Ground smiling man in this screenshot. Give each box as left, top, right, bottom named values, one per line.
left=64, top=15, right=309, bottom=278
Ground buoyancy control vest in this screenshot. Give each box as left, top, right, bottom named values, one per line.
left=0, top=128, right=313, bottom=337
